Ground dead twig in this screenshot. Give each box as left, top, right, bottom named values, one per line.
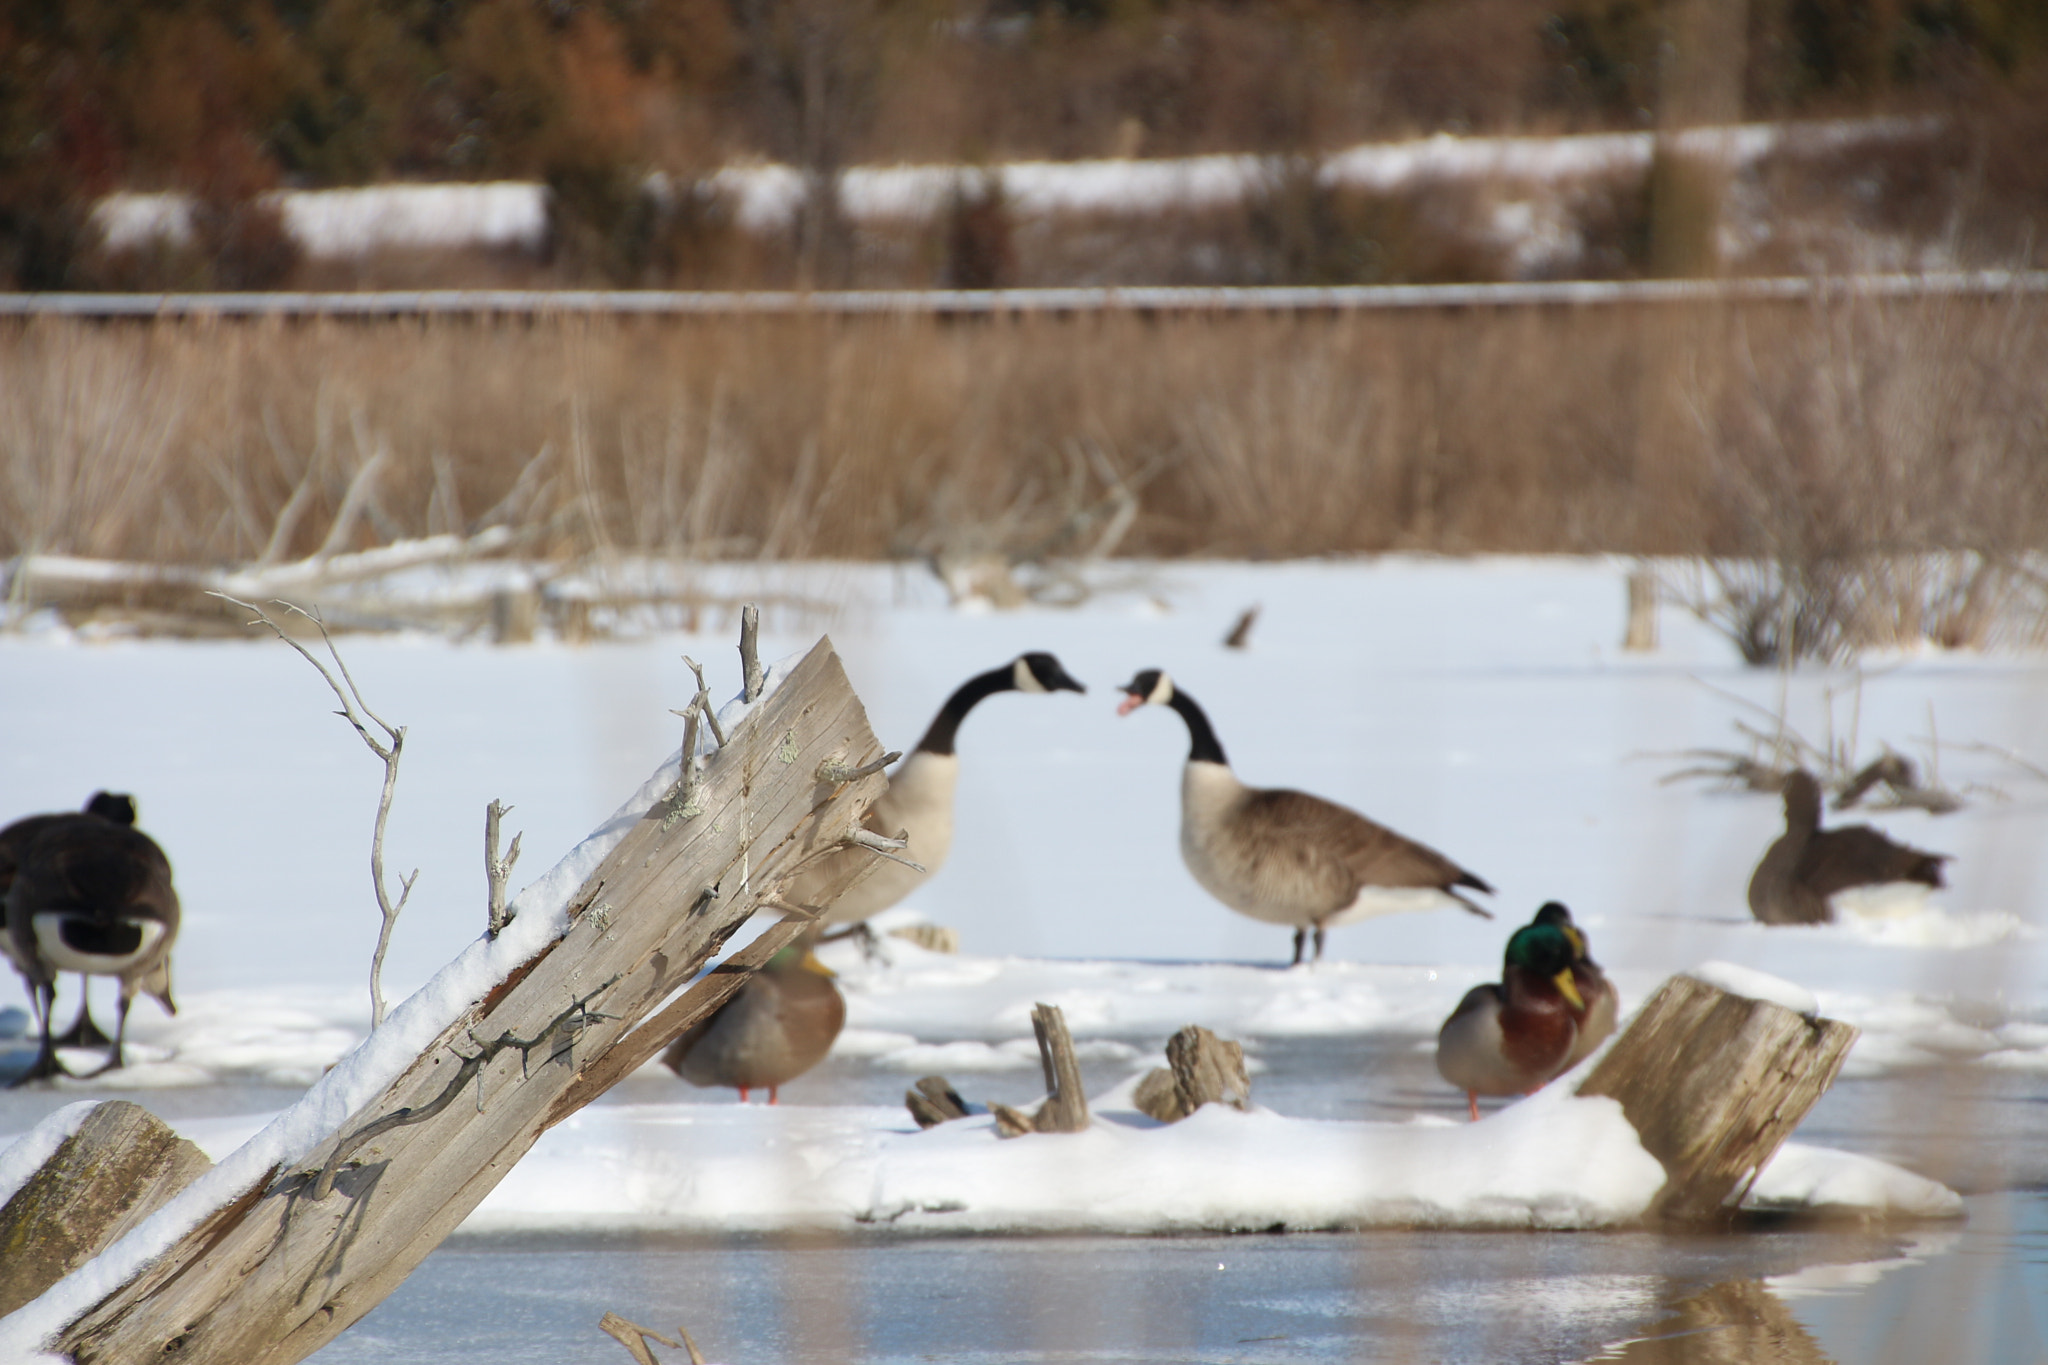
left=217, top=593, right=418, bottom=1028
left=598, top=1312, right=706, bottom=1365
left=740, top=603, right=763, bottom=702
left=485, top=800, right=522, bottom=937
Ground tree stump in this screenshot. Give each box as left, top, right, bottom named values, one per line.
left=1134, top=1025, right=1252, bottom=1124
left=1623, top=567, right=1660, bottom=651
left=0, top=1102, right=212, bottom=1316
left=1577, top=973, right=1858, bottom=1225
left=993, top=1003, right=1090, bottom=1138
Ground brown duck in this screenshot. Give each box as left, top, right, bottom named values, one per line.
left=1747, top=769, right=1949, bottom=926
left=3, top=792, right=179, bottom=1083
left=1116, top=669, right=1492, bottom=964
left=662, top=945, right=845, bottom=1103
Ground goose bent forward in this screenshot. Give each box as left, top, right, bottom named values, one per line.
left=1116, top=669, right=1493, bottom=964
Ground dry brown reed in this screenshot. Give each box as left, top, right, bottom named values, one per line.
left=2, top=293, right=2044, bottom=580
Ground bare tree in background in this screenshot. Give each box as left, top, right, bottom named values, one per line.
left=733, top=0, right=886, bottom=287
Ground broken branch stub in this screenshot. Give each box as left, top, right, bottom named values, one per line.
left=49, top=637, right=891, bottom=1365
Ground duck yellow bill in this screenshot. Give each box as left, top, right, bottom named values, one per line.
left=801, top=951, right=837, bottom=979
left=1553, top=969, right=1585, bottom=1011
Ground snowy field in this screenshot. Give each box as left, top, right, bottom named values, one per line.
left=2, top=556, right=2045, bottom=1361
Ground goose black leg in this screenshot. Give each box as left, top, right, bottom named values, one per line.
left=1312, top=923, right=1327, bottom=963
left=51, top=976, right=112, bottom=1049
left=7, top=980, right=72, bottom=1086
left=1290, top=927, right=1307, bottom=966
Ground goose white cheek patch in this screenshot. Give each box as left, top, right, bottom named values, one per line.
left=32, top=915, right=166, bottom=975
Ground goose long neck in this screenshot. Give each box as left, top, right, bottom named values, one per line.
left=913, top=667, right=1013, bottom=756
left=1167, top=691, right=1228, bottom=766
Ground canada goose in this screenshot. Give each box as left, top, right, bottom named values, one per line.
left=1532, top=901, right=1617, bottom=1071
left=3, top=792, right=179, bottom=1083
left=1435, top=911, right=1586, bottom=1121
left=788, top=653, right=1086, bottom=927
left=662, top=945, right=845, bottom=1103
left=1, top=793, right=136, bottom=1051
left=1747, top=769, right=1950, bottom=926
left=1115, top=668, right=1493, bottom=964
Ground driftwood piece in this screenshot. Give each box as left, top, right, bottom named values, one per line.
left=1134, top=1025, right=1252, bottom=1124
left=598, top=1311, right=705, bottom=1365
left=1577, top=974, right=1858, bottom=1225
left=40, top=637, right=890, bottom=1365
left=1624, top=567, right=1660, bottom=651
left=886, top=922, right=959, bottom=954
left=904, top=1076, right=970, bottom=1129
left=0, top=1102, right=212, bottom=1316
left=993, top=1003, right=1091, bottom=1138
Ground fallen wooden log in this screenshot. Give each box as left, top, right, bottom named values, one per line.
left=1577, top=972, right=1859, bottom=1225
left=0, top=1102, right=212, bottom=1317
left=20, top=635, right=889, bottom=1365
left=904, top=1076, right=971, bottom=1129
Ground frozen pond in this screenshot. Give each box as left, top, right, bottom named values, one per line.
left=5, top=557, right=2047, bottom=1361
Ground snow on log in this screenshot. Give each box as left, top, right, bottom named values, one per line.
left=0, top=1103, right=212, bottom=1317
left=39, top=636, right=889, bottom=1365
left=1576, top=972, right=1858, bottom=1225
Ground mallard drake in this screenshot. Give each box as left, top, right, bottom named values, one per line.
left=3, top=792, right=179, bottom=1084
left=1436, top=910, right=1585, bottom=1120
left=662, top=945, right=845, bottom=1103
left=1115, top=668, right=1492, bottom=964
left=1533, top=901, right=1617, bottom=1071
left=1747, top=769, right=1950, bottom=925
left=788, top=652, right=1084, bottom=928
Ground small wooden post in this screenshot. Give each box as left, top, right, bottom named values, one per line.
left=0, top=1102, right=212, bottom=1316
left=1577, top=974, right=1858, bottom=1225
left=1623, top=567, right=1660, bottom=651
left=992, top=1003, right=1090, bottom=1137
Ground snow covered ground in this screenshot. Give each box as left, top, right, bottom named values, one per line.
left=2, top=556, right=2042, bottom=1358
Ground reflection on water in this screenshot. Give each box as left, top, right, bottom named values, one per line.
left=1600, top=1278, right=1838, bottom=1364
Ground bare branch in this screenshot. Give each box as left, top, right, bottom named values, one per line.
left=815, top=750, right=899, bottom=784
left=680, top=654, right=726, bottom=746
left=213, top=592, right=418, bottom=1027
left=739, top=603, right=763, bottom=701
left=486, top=800, right=522, bottom=938
left=845, top=826, right=927, bottom=872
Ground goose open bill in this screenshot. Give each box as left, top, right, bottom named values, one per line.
left=2, top=791, right=179, bottom=1084
left=1116, top=668, right=1492, bottom=965
left=662, top=944, right=846, bottom=1103
left=1748, top=769, right=1950, bottom=925
left=1435, top=910, right=1586, bottom=1121
left=790, top=652, right=1085, bottom=929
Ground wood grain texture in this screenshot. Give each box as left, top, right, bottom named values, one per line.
left=1577, top=974, right=1858, bottom=1225
left=48, top=637, right=888, bottom=1365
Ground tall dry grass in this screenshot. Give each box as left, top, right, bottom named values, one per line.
left=1, top=293, right=2044, bottom=574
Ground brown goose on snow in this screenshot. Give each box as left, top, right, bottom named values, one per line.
left=1747, top=769, right=1949, bottom=926
left=1115, top=669, right=1493, bottom=965
left=3, top=792, right=179, bottom=1084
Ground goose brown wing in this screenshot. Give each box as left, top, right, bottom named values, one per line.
left=1239, top=788, right=1483, bottom=895
left=1801, top=824, right=1948, bottom=897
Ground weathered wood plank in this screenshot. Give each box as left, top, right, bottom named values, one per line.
left=48, top=637, right=889, bottom=1365
left=0, top=1102, right=212, bottom=1317
left=1577, top=974, right=1858, bottom=1225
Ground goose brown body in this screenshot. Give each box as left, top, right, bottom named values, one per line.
left=1121, top=669, right=1492, bottom=964
left=3, top=793, right=179, bottom=1083
left=662, top=951, right=846, bottom=1102
left=1747, top=770, right=1949, bottom=925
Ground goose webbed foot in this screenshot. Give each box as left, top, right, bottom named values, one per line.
left=51, top=999, right=112, bottom=1050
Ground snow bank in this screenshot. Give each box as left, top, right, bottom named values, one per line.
left=1692, top=961, right=1820, bottom=1016
left=1747, top=1142, right=1964, bottom=1220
